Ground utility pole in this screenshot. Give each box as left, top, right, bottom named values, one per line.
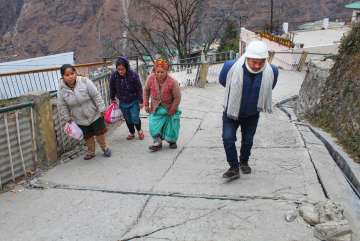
left=270, top=0, right=274, bottom=33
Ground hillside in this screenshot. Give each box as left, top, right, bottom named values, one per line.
left=0, top=0, right=355, bottom=63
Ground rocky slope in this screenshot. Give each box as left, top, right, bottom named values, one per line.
left=297, top=23, right=360, bottom=162
left=0, top=0, right=355, bottom=63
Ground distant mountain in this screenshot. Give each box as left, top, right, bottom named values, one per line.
left=0, top=0, right=355, bottom=63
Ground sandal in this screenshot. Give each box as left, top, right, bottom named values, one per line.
left=149, top=144, right=162, bottom=152
left=84, top=153, right=95, bottom=160
left=138, top=130, right=145, bottom=140
left=149, top=139, right=162, bottom=152
left=127, top=133, right=135, bottom=140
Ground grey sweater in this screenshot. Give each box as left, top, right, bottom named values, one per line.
left=57, top=76, right=106, bottom=126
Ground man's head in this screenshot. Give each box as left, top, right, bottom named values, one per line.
left=244, top=40, right=268, bottom=73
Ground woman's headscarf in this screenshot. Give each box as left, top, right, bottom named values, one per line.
left=154, top=59, right=169, bottom=71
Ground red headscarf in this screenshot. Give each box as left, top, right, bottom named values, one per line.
left=154, top=59, right=169, bottom=71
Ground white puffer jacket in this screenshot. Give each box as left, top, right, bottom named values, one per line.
left=57, top=76, right=106, bottom=126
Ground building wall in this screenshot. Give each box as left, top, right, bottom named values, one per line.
left=240, top=28, right=296, bottom=70
left=240, top=27, right=342, bottom=70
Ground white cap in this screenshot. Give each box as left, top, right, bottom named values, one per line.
left=244, top=40, right=269, bottom=59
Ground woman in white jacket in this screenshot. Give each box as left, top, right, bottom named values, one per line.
left=57, top=64, right=112, bottom=160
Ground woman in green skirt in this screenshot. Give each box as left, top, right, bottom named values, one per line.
left=144, top=59, right=182, bottom=152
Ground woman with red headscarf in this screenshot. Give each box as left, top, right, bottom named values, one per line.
left=144, top=59, right=182, bottom=152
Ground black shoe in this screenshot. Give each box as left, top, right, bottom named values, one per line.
left=240, top=161, right=251, bottom=174
left=169, top=142, right=177, bottom=149
left=222, top=167, right=240, bottom=179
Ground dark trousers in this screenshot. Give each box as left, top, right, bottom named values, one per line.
left=125, top=119, right=141, bottom=134
left=222, top=112, right=260, bottom=168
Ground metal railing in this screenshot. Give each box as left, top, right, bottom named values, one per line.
left=0, top=56, right=142, bottom=101
left=176, top=51, right=236, bottom=65
left=93, top=73, right=112, bottom=107
left=207, top=63, right=225, bottom=84
left=0, top=61, right=115, bottom=100
left=206, top=51, right=236, bottom=84
left=144, top=63, right=201, bottom=87
left=206, top=51, right=236, bottom=64
left=0, top=101, right=37, bottom=189
left=269, top=51, right=333, bottom=71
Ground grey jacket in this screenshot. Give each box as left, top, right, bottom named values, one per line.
left=57, top=76, right=106, bottom=126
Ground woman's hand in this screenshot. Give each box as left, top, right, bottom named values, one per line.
left=168, top=107, right=176, bottom=116
left=145, top=106, right=150, bottom=113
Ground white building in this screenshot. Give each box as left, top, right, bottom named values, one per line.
left=240, top=21, right=350, bottom=70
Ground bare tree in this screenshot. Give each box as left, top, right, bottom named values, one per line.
left=195, top=0, right=244, bottom=54
left=121, top=0, right=244, bottom=62
left=138, top=0, right=202, bottom=60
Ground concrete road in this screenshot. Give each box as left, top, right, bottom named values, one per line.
left=1, top=70, right=357, bottom=241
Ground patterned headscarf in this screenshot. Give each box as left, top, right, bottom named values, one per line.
left=154, top=59, right=169, bottom=71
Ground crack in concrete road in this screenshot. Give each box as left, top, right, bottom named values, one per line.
left=28, top=181, right=309, bottom=203
left=119, top=112, right=207, bottom=240
left=121, top=195, right=152, bottom=239
left=119, top=205, right=228, bottom=241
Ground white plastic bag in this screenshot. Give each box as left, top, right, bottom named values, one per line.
left=111, top=107, right=122, bottom=123
left=64, top=121, right=83, bottom=140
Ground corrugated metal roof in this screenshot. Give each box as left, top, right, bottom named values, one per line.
left=0, top=52, right=74, bottom=74
left=345, top=1, right=360, bottom=9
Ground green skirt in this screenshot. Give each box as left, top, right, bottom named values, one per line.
left=149, top=106, right=181, bottom=143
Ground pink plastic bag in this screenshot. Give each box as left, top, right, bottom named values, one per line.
left=104, top=102, right=122, bottom=124
left=64, top=121, right=83, bottom=140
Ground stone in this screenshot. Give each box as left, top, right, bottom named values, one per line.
left=332, top=233, right=352, bottom=241
left=285, top=210, right=298, bottom=222
left=296, top=59, right=334, bottom=116
left=315, top=200, right=344, bottom=223
left=314, top=220, right=352, bottom=241
left=299, top=204, right=320, bottom=225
